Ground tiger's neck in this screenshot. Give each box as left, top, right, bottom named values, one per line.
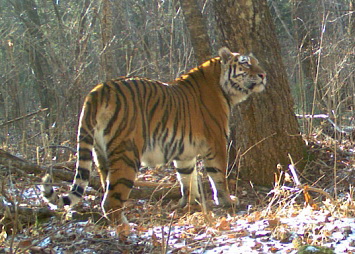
left=176, top=57, right=229, bottom=108
left=176, top=57, right=221, bottom=85
left=176, top=57, right=231, bottom=128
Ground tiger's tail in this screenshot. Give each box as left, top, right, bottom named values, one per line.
left=42, top=97, right=95, bottom=208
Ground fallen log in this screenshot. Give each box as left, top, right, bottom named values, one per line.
left=0, top=149, right=46, bottom=176
left=0, top=148, right=181, bottom=200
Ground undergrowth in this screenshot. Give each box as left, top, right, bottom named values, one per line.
left=0, top=133, right=354, bottom=254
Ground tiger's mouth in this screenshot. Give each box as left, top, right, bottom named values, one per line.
left=230, top=81, right=250, bottom=94
left=249, top=82, right=258, bottom=89
left=245, top=76, right=266, bottom=92
left=247, top=82, right=265, bottom=93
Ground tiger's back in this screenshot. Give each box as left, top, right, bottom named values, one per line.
left=87, top=69, right=227, bottom=164
left=43, top=47, right=267, bottom=224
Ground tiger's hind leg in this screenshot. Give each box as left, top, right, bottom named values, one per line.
left=174, top=159, right=201, bottom=208
left=93, top=145, right=109, bottom=191
left=101, top=145, right=139, bottom=224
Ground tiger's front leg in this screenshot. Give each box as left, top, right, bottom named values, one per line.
left=174, top=159, right=201, bottom=208
left=205, top=164, right=232, bottom=207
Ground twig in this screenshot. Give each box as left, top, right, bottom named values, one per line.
left=197, top=171, right=208, bottom=216
left=41, top=145, right=77, bottom=153
left=0, top=108, right=48, bottom=127
left=288, top=164, right=301, bottom=186
left=304, top=185, right=335, bottom=204
left=200, top=235, right=213, bottom=254
left=161, top=224, right=165, bottom=254
left=296, top=114, right=329, bottom=119
left=1, top=179, right=19, bottom=253
left=288, top=154, right=335, bottom=205
left=327, top=118, right=355, bottom=134
left=164, top=211, right=175, bottom=254
left=16, top=221, right=75, bottom=254
left=271, top=1, right=294, bottom=42
left=135, top=181, right=173, bottom=188
left=240, top=132, right=277, bottom=157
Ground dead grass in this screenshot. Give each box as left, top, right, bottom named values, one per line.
left=0, top=134, right=355, bottom=253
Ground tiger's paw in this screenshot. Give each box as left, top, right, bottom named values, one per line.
left=216, top=193, right=235, bottom=208
left=215, top=195, right=239, bottom=213
left=173, top=195, right=202, bottom=210
left=178, top=196, right=188, bottom=208
left=102, top=204, right=128, bottom=225
left=218, top=198, right=232, bottom=208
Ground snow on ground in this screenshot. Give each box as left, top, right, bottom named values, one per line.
left=1, top=181, right=355, bottom=253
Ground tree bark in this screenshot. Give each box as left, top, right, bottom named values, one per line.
left=179, top=0, right=212, bottom=63
left=213, top=0, right=305, bottom=186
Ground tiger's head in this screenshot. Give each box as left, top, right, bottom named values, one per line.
left=218, top=47, right=266, bottom=105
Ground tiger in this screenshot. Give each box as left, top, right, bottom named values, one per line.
left=42, top=47, right=266, bottom=224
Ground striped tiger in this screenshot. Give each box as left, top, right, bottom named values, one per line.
left=43, top=47, right=266, bottom=224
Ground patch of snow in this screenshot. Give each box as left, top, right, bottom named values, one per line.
left=37, top=237, right=51, bottom=247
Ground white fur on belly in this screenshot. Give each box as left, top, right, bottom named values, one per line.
left=141, top=146, right=165, bottom=167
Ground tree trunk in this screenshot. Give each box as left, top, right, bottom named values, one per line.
left=101, top=0, right=116, bottom=80
left=179, top=0, right=212, bottom=63
left=213, top=0, right=305, bottom=186
left=11, top=0, right=56, bottom=131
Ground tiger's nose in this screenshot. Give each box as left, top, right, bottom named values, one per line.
left=258, top=73, right=266, bottom=79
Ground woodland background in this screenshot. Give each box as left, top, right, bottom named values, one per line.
left=0, top=0, right=353, bottom=161
left=0, top=0, right=355, bottom=253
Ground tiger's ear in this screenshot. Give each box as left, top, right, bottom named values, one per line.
left=218, top=47, right=233, bottom=64
left=238, top=55, right=252, bottom=66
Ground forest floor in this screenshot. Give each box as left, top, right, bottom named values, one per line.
left=1, top=134, right=355, bottom=254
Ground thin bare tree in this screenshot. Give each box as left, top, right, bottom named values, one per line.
left=179, top=0, right=212, bottom=62
left=101, top=0, right=116, bottom=80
